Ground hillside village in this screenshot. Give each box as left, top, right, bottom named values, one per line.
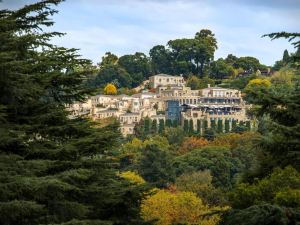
left=68, top=73, right=250, bottom=136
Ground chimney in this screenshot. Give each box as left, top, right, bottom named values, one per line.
left=208, top=84, right=211, bottom=88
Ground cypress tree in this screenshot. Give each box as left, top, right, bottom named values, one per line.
left=151, top=119, right=157, bottom=134
left=183, top=119, right=189, bottom=132
left=165, top=119, right=172, bottom=127
left=232, top=120, right=237, bottom=129
left=225, top=119, right=230, bottom=133
left=283, top=49, right=290, bottom=64
left=172, top=119, right=178, bottom=127
left=211, top=119, right=216, bottom=130
left=246, top=120, right=251, bottom=131
left=144, top=117, right=151, bottom=135
left=158, top=119, right=165, bottom=133
left=0, top=2, right=149, bottom=224
left=197, top=119, right=201, bottom=134
left=217, top=119, right=223, bottom=133
left=189, top=119, right=194, bottom=134
left=203, top=119, right=208, bottom=135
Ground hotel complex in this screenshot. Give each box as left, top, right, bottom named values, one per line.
left=67, top=74, right=250, bottom=136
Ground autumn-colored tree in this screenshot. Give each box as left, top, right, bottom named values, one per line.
left=119, top=171, right=146, bottom=185
left=176, top=170, right=226, bottom=206
left=104, top=83, right=117, bottom=95
left=141, top=189, right=221, bottom=225
left=210, top=132, right=259, bottom=149
left=119, top=138, right=143, bottom=168
left=247, top=78, right=271, bottom=88
left=178, top=137, right=209, bottom=155
left=244, top=78, right=271, bottom=103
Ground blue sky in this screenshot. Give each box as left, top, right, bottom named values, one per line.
left=2, top=0, right=300, bottom=66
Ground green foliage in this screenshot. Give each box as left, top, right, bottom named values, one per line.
left=118, top=52, right=152, bottom=87
left=172, top=119, right=178, bottom=127
left=232, top=120, right=237, bottom=129
left=165, top=119, right=172, bottom=128
left=229, top=166, right=300, bottom=209
left=138, top=145, right=175, bottom=188
left=93, top=64, right=132, bottom=88
left=174, top=146, right=243, bottom=189
left=150, top=29, right=218, bottom=77
left=211, top=58, right=235, bottom=79
left=225, top=120, right=230, bottom=133
left=183, top=119, right=189, bottom=132
left=186, top=75, right=215, bottom=89
left=163, top=127, right=186, bottom=146
left=0, top=2, right=148, bottom=224
left=221, top=204, right=300, bottom=225
left=149, top=45, right=173, bottom=74
left=151, top=119, right=157, bottom=134
left=217, top=119, right=223, bottom=133
left=144, top=117, right=151, bottom=135
left=176, top=170, right=226, bottom=206
left=0, top=200, right=45, bottom=225
left=246, top=72, right=300, bottom=171
left=158, top=119, right=165, bottom=133
left=211, top=119, right=216, bottom=130
left=98, top=52, right=118, bottom=68
left=197, top=119, right=201, bottom=134
left=188, top=119, right=194, bottom=134
left=234, top=56, right=266, bottom=72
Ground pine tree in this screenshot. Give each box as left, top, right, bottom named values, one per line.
left=138, top=145, right=175, bottom=188
left=0, top=2, right=149, bottom=224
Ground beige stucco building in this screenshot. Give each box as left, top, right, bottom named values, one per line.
left=67, top=74, right=250, bottom=136
left=149, top=74, right=185, bottom=88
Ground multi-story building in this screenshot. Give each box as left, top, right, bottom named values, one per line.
left=166, top=100, right=181, bottom=122
left=119, top=113, right=141, bottom=125
left=66, top=74, right=250, bottom=136
left=66, top=99, right=92, bottom=118
left=93, top=109, right=121, bottom=119
left=180, top=85, right=248, bottom=132
left=149, top=74, right=185, bottom=88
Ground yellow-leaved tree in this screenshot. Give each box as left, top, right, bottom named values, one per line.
left=104, top=83, right=117, bottom=95
left=119, top=171, right=146, bottom=185
left=141, top=189, right=222, bottom=225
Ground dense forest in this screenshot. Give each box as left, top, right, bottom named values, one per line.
left=87, top=33, right=271, bottom=91
left=0, top=0, right=300, bottom=225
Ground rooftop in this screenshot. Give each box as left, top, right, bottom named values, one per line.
left=150, top=73, right=183, bottom=78
left=120, top=112, right=140, bottom=116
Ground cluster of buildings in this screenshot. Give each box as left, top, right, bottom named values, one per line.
left=67, top=74, right=250, bottom=136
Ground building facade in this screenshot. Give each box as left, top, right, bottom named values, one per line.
left=67, top=74, right=250, bottom=136
left=149, top=74, right=185, bottom=88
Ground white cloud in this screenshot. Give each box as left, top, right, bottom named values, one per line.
left=3, top=0, right=299, bottom=65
